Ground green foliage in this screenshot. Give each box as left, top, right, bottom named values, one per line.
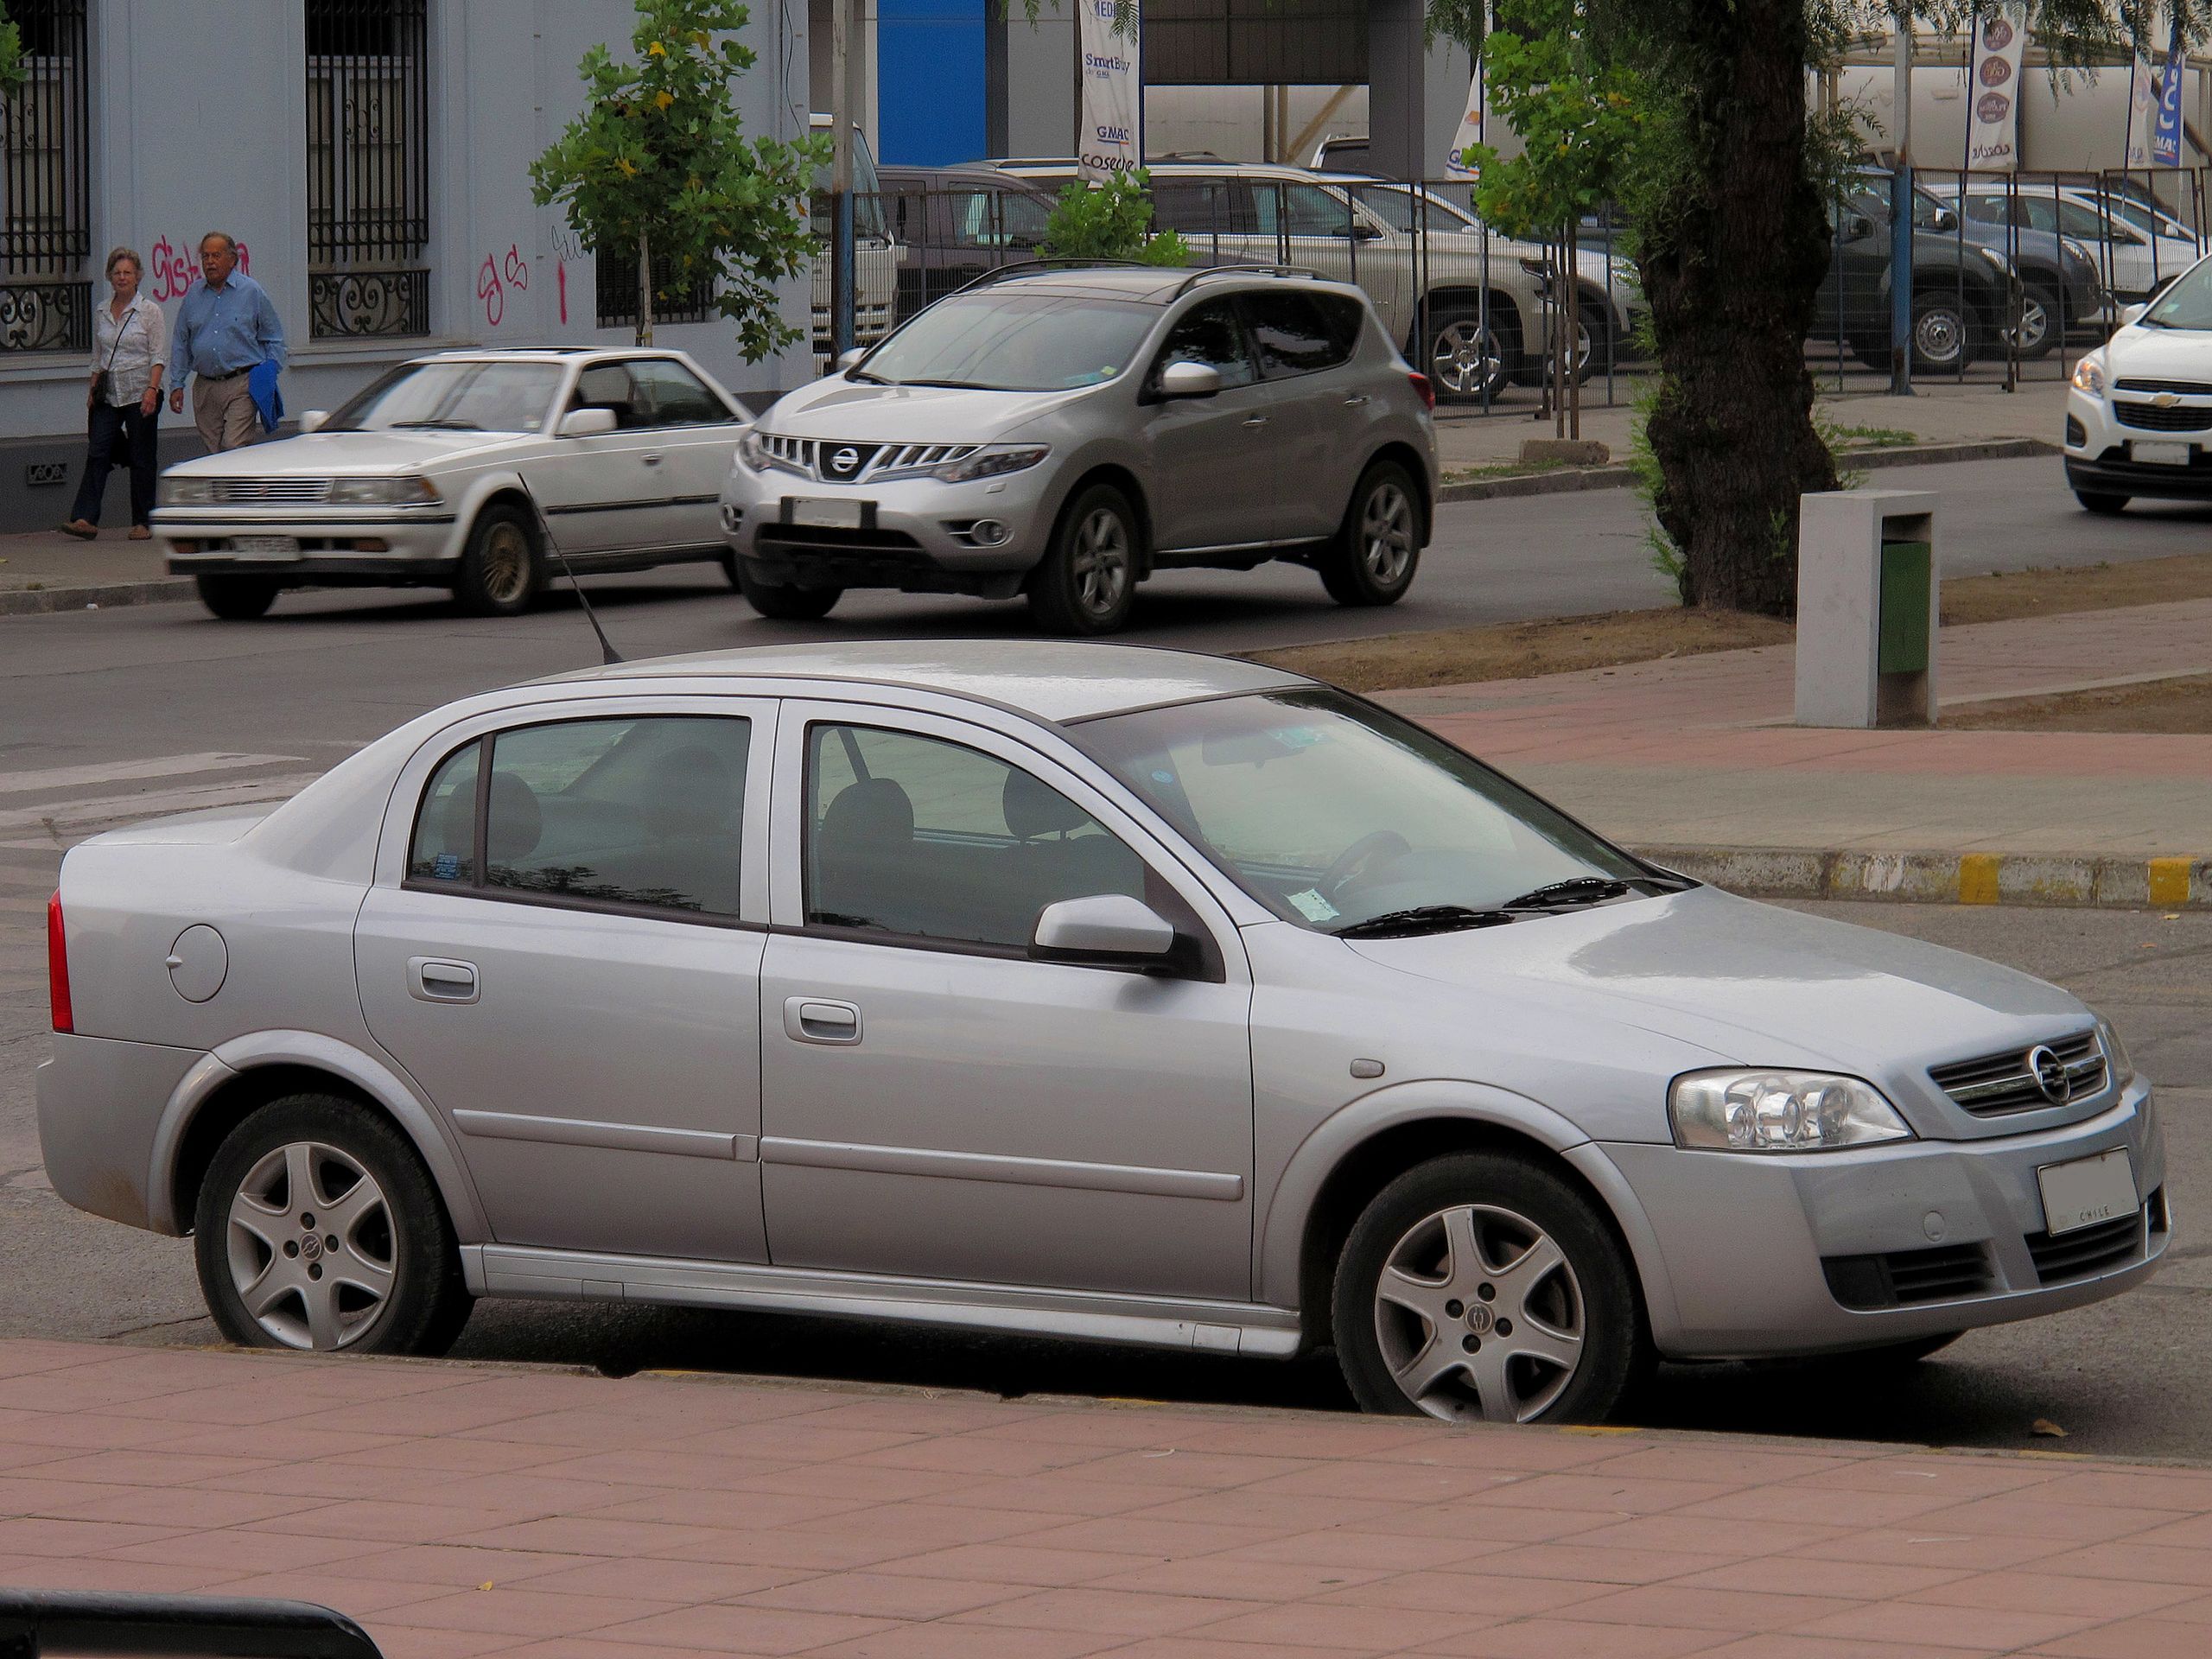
left=1460, top=0, right=1644, bottom=241
left=1038, top=170, right=1192, bottom=266
left=530, top=0, right=826, bottom=357
left=0, top=3, right=23, bottom=97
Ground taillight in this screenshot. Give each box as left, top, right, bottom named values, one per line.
left=1408, top=371, right=1436, bottom=411
left=48, top=891, right=73, bottom=1034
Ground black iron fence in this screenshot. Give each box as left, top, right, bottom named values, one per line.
left=0, top=0, right=91, bottom=356
left=305, top=0, right=430, bottom=338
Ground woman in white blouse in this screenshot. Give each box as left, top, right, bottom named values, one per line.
left=61, top=247, right=168, bottom=541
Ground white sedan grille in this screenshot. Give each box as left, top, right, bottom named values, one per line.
left=204, top=477, right=336, bottom=503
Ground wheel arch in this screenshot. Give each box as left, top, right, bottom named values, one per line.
left=1044, top=461, right=1154, bottom=575
left=1258, top=1083, right=1681, bottom=1354
left=150, top=1032, right=489, bottom=1244
left=1362, top=442, right=1434, bottom=545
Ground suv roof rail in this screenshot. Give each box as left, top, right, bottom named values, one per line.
left=941, top=257, right=1158, bottom=301
left=1168, top=263, right=1321, bottom=299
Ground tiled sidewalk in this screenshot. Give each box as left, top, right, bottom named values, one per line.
left=3, top=1338, right=2212, bottom=1659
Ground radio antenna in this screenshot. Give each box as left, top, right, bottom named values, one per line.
left=516, top=474, right=625, bottom=666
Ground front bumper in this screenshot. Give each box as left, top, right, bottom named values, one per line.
left=2063, top=386, right=2212, bottom=498
left=1604, top=1081, right=2167, bottom=1358
left=720, top=460, right=1059, bottom=596
left=154, top=508, right=463, bottom=582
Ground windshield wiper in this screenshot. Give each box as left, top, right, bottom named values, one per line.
left=391, top=419, right=483, bottom=430
left=1501, top=877, right=1632, bottom=911
left=1332, top=905, right=1517, bottom=940
left=846, top=369, right=889, bottom=384
left=896, top=378, right=995, bottom=390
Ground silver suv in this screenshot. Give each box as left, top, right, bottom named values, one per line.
left=720, top=264, right=1437, bottom=634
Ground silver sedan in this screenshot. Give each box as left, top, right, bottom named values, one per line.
left=38, top=643, right=2167, bottom=1421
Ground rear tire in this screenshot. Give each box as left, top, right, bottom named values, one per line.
left=193, top=1094, right=472, bottom=1357
left=1028, top=482, right=1139, bottom=635
left=454, top=504, right=542, bottom=618
left=736, top=567, right=843, bottom=620
left=2074, top=490, right=2129, bottom=516
left=1319, top=461, right=1421, bottom=608
left=195, top=575, right=278, bottom=620
left=1333, top=1152, right=1649, bottom=1425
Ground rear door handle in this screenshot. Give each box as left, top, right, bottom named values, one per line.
left=409, top=957, right=479, bottom=1004
left=1242, top=414, right=1269, bottom=427
left=1343, top=394, right=1371, bottom=406
left=784, top=996, right=861, bottom=1045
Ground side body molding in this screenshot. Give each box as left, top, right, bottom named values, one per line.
left=147, top=1029, right=491, bottom=1242
left=1254, top=1077, right=1685, bottom=1348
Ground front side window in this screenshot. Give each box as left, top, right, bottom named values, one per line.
left=326, top=360, right=563, bottom=434
left=805, top=724, right=1146, bottom=950
left=1244, top=290, right=1353, bottom=377
left=1080, top=690, right=1649, bottom=933
left=1154, top=296, right=1258, bottom=390
left=2143, top=255, right=2212, bottom=329
left=858, top=293, right=1156, bottom=391
left=409, top=717, right=750, bottom=918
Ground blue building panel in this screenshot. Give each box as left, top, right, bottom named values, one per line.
left=880, top=0, right=988, bottom=165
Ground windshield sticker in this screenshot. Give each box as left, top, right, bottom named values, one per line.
left=1287, top=887, right=1341, bottom=922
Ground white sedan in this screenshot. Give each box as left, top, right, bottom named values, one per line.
left=154, top=349, right=751, bottom=620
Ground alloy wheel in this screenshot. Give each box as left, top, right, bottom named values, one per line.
left=1431, top=321, right=1503, bottom=397
left=1371, top=1201, right=1586, bottom=1423
left=225, top=1141, right=398, bottom=1351
left=479, top=520, right=532, bottom=606
left=1071, top=506, right=1132, bottom=620
left=1360, top=482, right=1415, bottom=588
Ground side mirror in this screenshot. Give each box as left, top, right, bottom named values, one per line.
left=1845, top=214, right=1876, bottom=242
left=1158, top=359, right=1223, bottom=400
left=2120, top=302, right=2150, bottom=327
left=1031, top=893, right=1178, bottom=969
left=1349, top=220, right=1385, bottom=241
left=557, top=406, right=618, bottom=438
left=297, top=410, right=327, bottom=435
left=836, top=347, right=868, bottom=373
left=1931, top=207, right=1960, bottom=232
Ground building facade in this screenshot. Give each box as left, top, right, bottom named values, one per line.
left=0, top=0, right=818, bottom=531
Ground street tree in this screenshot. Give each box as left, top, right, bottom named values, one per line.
left=0, top=4, right=23, bottom=96
left=1037, top=169, right=1192, bottom=265
left=531, top=0, right=824, bottom=357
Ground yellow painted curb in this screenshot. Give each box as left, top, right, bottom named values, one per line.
left=1957, top=854, right=2002, bottom=906
left=2149, top=857, right=2193, bottom=908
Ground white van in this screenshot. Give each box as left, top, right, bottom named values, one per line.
left=810, top=116, right=903, bottom=373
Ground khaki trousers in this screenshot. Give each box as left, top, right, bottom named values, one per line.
left=192, top=372, right=259, bottom=452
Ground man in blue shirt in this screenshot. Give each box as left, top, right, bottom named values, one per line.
left=167, top=232, right=286, bottom=453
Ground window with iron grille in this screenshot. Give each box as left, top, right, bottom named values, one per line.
left=0, top=0, right=92, bottom=355
left=595, top=244, right=713, bottom=330
left=306, top=0, right=431, bottom=338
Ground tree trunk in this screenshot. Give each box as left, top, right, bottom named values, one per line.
left=1635, top=0, right=1837, bottom=616
left=637, top=226, right=654, bottom=348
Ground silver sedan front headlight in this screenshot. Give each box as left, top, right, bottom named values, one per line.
left=1669, top=1070, right=1914, bottom=1154
left=327, top=475, right=442, bottom=505
left=158, top=475, right=217, bottom=505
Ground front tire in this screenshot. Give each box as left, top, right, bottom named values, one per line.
left=454, top=504, right=542, bottom=618
left=1910, top=293, right=1980, bottom=374
left=736, top=566, right=843, bottom=620
left=195, top=575, right=278, bottom=620
left=2075, top=489, right=2129, bottom=516
left=1028, top=482, right=1139, bottom=634
left=1319, top=461, right=1421, bottom=607
left=194, top=1095, right=472, bottom=1356
left=2009, top=283, right=2061, bottom=360
left=1333, top=1152, right=1649, bottom=1424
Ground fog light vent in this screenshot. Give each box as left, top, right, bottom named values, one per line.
left=2066, top=414, right=2087, bottom=447
left=970, top=518, right=1011, bottom=547
left=1822, top=1243, right=1995, bottom=1310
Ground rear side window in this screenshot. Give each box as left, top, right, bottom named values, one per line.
left=1243, top=290, right=1355, bottom=377
left=1153, top=178, right=1257, bottom=238
left=407, top=716, right=751, bottom=918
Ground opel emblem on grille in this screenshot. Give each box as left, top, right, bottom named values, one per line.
left=2028, top=1045, right=2071, bottom=1104
left=830, top=446, right=862, bottom=475
left=2154, top=391, right=2181, bottom=408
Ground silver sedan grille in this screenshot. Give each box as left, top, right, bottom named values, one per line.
left=757, top=435, right=981, bottom=482
left=1928, top=1030, right=2107, bottom=1116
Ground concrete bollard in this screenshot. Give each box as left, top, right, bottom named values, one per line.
left=1795, top=489, right=1940, bottom=728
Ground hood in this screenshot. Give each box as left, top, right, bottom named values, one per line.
left=2101, top=322, right=2212, bottom=376
left=1350, top=886, right=2084, bottom=1078
left=764, top=376, right=1090, bottom=442
left=168, top=428, right=521, bottom=476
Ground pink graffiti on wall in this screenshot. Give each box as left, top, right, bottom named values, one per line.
left=476, top=243, right=531, bottom=327
left=149, top=236, right=251, bottom=302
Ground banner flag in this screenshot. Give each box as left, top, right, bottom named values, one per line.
left=2154, top=20, right=2189, bottom=168
left=2126, top=50, right=2158, bottom=168
left=1077, top=0, right=1141, bottom=184
left=1964, top=9, right=2029, bottom=171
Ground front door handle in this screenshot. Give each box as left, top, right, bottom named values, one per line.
left=784, top=995, right=861, bottom=1045
left=1242, top=414, right=1269, bottom=428
left=640, top=453, right=665, bottom=467
left=1343, top=394, right=1371, bottom=406
left=409, top=957, right=479, bottom=1004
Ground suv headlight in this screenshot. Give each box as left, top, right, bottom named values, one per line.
left=2071, top=356, right=2107, bottom=396
left=2062, top=236, right=2091, bottom=263
left=1977, top=245, right=2011, bottom=272
left=327, top=475, right=441, bottom=505
left=940, top=444, right=1048, bottom=484
left=1669, top=1070, right=1914, bottom=1154
left=158, top=475, right=217, bottom=505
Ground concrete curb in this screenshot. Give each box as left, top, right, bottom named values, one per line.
left=1435, top=436, right=2056, bottom=503
left=1639, top=845, right=2208, bottom=911
left=0, top=575, right=196, bottom=616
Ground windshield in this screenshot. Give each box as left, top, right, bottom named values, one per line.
left=1080, top=689, right=1656, bottom=932
left=323, top=360, right=563, bottom=434
left=857, top=293, right=1156, bottom=391
left=2143, top=254, right=2212, bottom=327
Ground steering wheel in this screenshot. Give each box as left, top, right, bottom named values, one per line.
left=1318, top=829, right=1411, bottom=900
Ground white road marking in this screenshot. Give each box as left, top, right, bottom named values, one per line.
left=0, top=773, right=323, bottom=835
left=0, top=753, right=300, bottom=796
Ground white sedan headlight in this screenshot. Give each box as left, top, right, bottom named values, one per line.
left=2071, top=356, right=2107, bottom=396
left=327, top=475, right=441, bottom=505
left=1669, top=1070, right=1914, bottom=1154
left=158, top=475, right=217, bottom=505
left=939, top=444, right=1049, bottom=484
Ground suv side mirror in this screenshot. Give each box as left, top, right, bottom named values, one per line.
left=2120, top=302, right=2151, bottom=327
left=1930, top=206, right=1960, bottom=232
left=557, top=406, right=619, bottom=438
left=297, top=410, right=327, bottom=435
left=836, top=347, right=868, bottom=372
left=1844, top=214, right=1876, bottom=242
left=1031, top=893, right=1178, bottom=969
left=1158, top=360, right=1223, bottom=399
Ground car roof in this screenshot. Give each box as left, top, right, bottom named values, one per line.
left=539, top=641, right=1313, bottom=723
left=945, top=262, right=1366, bottom=306
left=412, top=347, right=694, bottom=365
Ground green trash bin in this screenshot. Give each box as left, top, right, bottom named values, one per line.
left=1878, top=539, right=1931, bottom=677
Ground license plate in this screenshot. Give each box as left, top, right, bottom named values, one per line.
left=787, top=498, right=867, bottom=529
left=2132, top=440, right=2191, bottom=467
left=2037, top=1148, right=2139, bottom=1236
left=227, top=535, right=302, bottom=560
